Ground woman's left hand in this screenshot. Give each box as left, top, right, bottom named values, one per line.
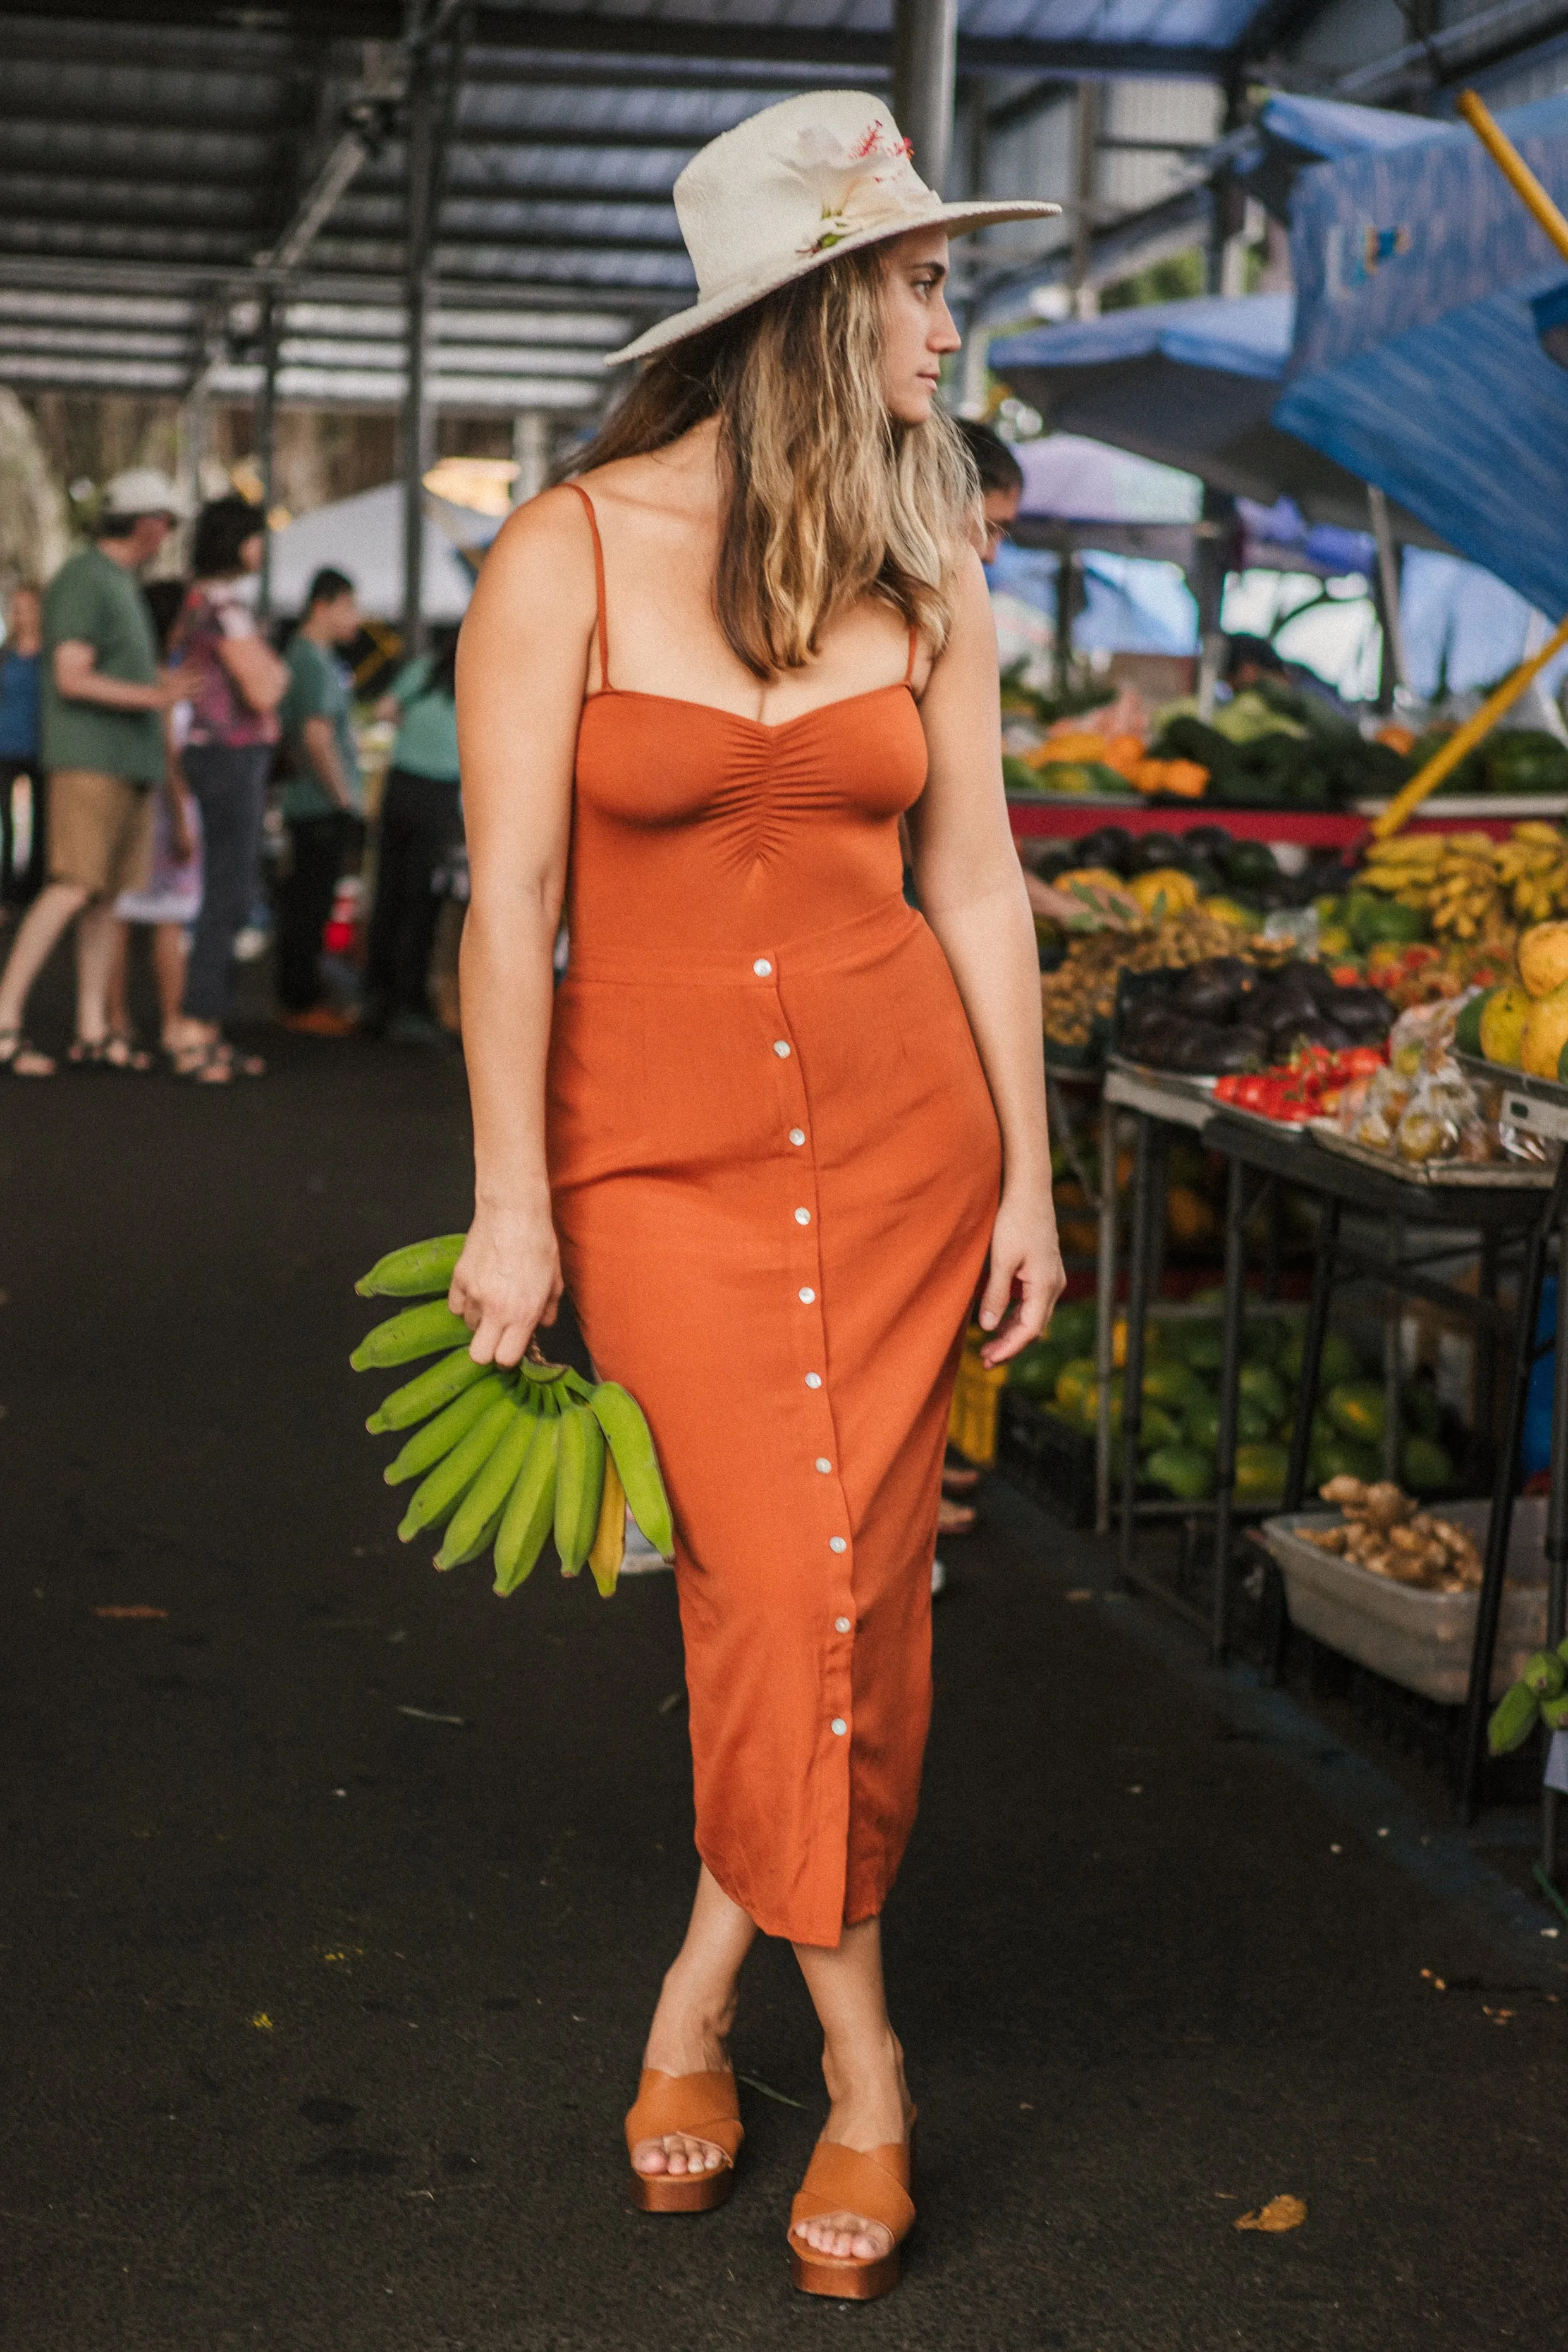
left=976, top=1184, right=1066, bottom=1368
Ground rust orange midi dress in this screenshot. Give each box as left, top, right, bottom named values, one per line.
left=546, top=485, right=1001, bottom=1947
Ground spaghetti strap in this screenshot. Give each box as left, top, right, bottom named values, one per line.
left=565, top=480, right=611, bottom=692
left=904, top=623, right=919, bottom=688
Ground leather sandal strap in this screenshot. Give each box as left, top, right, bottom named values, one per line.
left=624, top=2068, right=742, bottom=2161
left=790, top=2140, right=915, bottom=2245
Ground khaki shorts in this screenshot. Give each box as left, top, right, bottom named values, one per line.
left=48, top=769, right=156, bottom=899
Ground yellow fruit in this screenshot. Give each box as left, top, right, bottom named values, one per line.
left=1127, top=867, right=1198, bottom=915
left=1479, top=979, right=1533, bottom=1068
left=1201, top=895, right=1260, bottom=931
left=1521, top=982, right=1568, bottom=1079
left=1518, top=921, right=1568, bottom=998
left=1056, top=867, right=1126, bottom=897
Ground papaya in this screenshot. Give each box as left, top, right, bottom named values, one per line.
left=1234, top=1442, right=1290, bottom=1500
left=1137, top=1403, right=1184, bottom=1453
left=1185, top=1395, right=1271, bottom=1449
left=1008, top=1342, right=1069, bottom=1399
left=1454, top=988, right=1491, bottom=1057
left=1280, top=1328, right=1361, bottom=1389
left=1057, top=866, right=1126, bottom=897
left=1311, top=1436, right=1381, bottom=1486
left=1046, top=1300, right=1097, bottom=1356
left=1176, top=1322, right=1225, bottom=1373
left=1142, top=1444, right=1215, bottom=1501
left=1141, top=1359, right=1203, bottom=1412
left=1521, top=981, right=1568, bottom=1080
left=1522, top=1648, right=1567, bottom=1700
left=1325, top=1380, right=1385, bottom=1443
left=1128, top=867, right=1198, bottom=916
left=1518, top=921, right=1568, bottom=1000
left=1080, top=1377, right=1125, bottom=1434
left=1243, top=1314, right=1285, bottom=1364
left=1401, top=1435, right=1454, bottom=1493
left=1401, top=1381, right=1443, bottom=1440
left=1238, top=1363, right=1289, bottom=1423
left=1053, top=1356, right=1098, bottom=1419
left=1488, top=1680, right=1540, bottom=1756
left=1479, top=979, right=1533, bottom=1068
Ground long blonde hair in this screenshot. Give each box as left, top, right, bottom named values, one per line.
left=563, top=245, right=978, bottom=678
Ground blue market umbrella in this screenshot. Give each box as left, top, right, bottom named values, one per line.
left=1273, top=90, right=1568, bottom=619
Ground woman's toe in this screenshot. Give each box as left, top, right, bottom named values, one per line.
left=632, top=2138, right=669, bottom=2176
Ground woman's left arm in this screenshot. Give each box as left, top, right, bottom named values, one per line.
left=907, top=552, right=1065, bottom=1366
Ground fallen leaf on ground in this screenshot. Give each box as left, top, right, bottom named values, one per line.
left=1235, top=2195, right=1306, bottom=2233
left=250, top=2013, right=274, bottom=2031
left=397, top=1705, right=464, bottom=1725
left=94, top=1605, right=168, bottom=1620
left=1064, top=1589, right=1093, bottom=1602
left=737, top=2072, right=805, bottom=2109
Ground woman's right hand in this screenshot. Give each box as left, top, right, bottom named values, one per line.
left=449, top=1203, right=563, bottom=1368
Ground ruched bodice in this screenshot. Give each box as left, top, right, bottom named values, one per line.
left=569, top=683, right=926, bottom=960
left=545, top=484, right=1000, bottom=1945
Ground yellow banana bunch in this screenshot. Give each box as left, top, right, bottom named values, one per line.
left=1358, top=831, right=1443, bottom=911
left=351, top=1234, right=673, bottom=1597
left=1495, top=820, right=1568, bottom=922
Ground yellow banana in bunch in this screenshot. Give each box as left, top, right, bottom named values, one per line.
left=1358, top=830, right=1444, bottom=910
left=350, top=1234, right=674, bottom=1598
left=1495, top=821, right=1568, bottom=922
left=1427, top=832, right=1506, bottom=939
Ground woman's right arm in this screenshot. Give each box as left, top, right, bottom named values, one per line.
left=448, top=488, right=597, bottom=1368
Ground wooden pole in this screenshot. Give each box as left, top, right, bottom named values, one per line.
left=1457, top=89, right=1568, bottom=264
left=1371, top=610, right=1568, bottom=838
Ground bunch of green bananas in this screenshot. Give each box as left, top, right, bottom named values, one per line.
left=350, top=1233, right=673, bottom=1597
left=1486, top=1636, right=1568, bottom=1755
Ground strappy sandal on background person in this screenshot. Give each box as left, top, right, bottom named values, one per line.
left=0, top=1028, right=54, bottom=1077
left=788, top=2119, right=917, bottom=2302
left=625, top=2067, right=744, bottom=2212
left=936, top=1493, right=977, bottom=1536
left=164, top=1039, right=236, bottom=1085
left=941, top=1457, right=980, bottom=1497
left=66, top=1032, right=153, bottom=1073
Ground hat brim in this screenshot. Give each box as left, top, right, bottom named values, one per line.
left=605, top=198, right=1060, bottom=366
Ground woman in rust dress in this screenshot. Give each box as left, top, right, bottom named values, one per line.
left=451, top=92, right=1064, bottom=2301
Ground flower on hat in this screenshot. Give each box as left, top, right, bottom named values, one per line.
left=790, top=118, right=931, bottom=257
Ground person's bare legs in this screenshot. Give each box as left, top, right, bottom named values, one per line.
left=631, top=1863, right=757, bottom=2183
left=789, top=1916, right=914, bottom=2262
left=106, top=922, right=133, bottom=1039
left=73, top=900, right=124, bottom=1046
left=152, top=924, right=190, bottom=1047
left=0, top=879, right=90, bottom=1072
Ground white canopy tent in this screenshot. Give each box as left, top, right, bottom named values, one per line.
left=266, top=484, right=481, bottom=625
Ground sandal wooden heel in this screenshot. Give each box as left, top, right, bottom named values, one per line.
left=624, top=2067, right=742, bottom=2214
left=788, top=2128, right=916, bottom=2302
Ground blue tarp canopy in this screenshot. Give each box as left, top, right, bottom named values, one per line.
left=991, top=291, right=1443, bottom=540
left=1275, top=90, right=1568, bottom=618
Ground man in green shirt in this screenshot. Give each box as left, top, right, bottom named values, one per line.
left=0, top=467, right=188, bottom=1075
left=274, top=567, right=364, bottom=1036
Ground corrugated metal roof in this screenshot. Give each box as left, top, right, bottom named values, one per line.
left=0, top=0, right=1308, bottom=408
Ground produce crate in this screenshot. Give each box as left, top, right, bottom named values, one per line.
left=1256, top=1497, right=1548, bottom=1705
left=997, top=1392, right=1096, bottom=1529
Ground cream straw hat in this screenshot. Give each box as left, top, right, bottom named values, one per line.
left=606, top=90, right=1059, bottom=366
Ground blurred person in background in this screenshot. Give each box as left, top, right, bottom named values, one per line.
left=107, top=577, right=202, bottom=1064
left=0, top=468, right=187, bottom=1078
left=0, top=583, right=43, bottom=915
left=364, top=623, right=462, bottom=1046
left=275, top=567, right=363, bottom=1038
left=161, top=496, right=288, bottom=1081
left=956, top=418, right=1024, bottom=562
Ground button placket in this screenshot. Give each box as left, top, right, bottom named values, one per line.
left=756, top=949, right=857, bottom=1734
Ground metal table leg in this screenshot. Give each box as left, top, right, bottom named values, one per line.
left=1210, top=1152, right=1249, bottom=1666
left=1271, top=1197, right=1343, bottom=1686
left=1382, top=1213, right=1403, bottom=1485
left=1093, top=1093, right=1119, bottom=1537
left=1539, top=1195, right=1568, bottom=1899
left=1459, top=1211, right=1552, bottom=1820
left=1118, top=1111, right=1158, bottom=1591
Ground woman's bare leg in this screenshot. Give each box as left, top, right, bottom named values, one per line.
left=790, top=1916, right=914, bottom=2261
left=106, top=922, right=133, bottom=1039
left=632, top=1862, right=757, bottom=2181
left=152, top=923, right=190, bottom=1045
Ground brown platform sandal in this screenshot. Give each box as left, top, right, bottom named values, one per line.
left=624, top=2067, right=743, bottom=2214
left=788, top=2129, right=916, bottom=2302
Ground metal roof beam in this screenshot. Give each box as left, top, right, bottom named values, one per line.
left=0, top=160, right=274, bottom=197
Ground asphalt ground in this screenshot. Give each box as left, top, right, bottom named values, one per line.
left=2, top=963, right=1566, bottom=2352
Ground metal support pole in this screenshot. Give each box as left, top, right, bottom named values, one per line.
left=892, top=0, right=958, bottom=193
left=255, top=290, right=279, bottom=623
left=401, top=58, right=436, bottom=658
left=512, top=410, right=551, bottom=504
left=1093, top=1093, right=1119, bottom=1537
left=1053, top=537, right=1075, bottom=694
left=1368, top=484, right=1407, bottom=707
left=1211, top=1153, right=1248, bottom=1665
left=1070, top=81, right=1098, bottom=319
left=1540, top=1196, right=1568, bottom=1889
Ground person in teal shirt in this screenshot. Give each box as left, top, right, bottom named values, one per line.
left=362, top=625, right=463, bottom=1045
left=274, top=567, right=363, bottom=1035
